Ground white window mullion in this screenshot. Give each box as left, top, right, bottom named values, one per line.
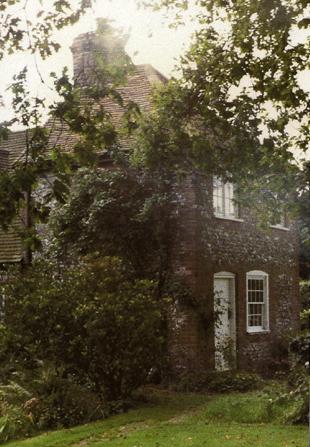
left=213, top=177, right=238, bottom=219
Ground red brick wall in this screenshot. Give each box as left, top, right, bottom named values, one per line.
left=168, top=173, right=300, bottom=375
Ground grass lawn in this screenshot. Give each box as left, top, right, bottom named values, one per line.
left=4, top=388, right=308, bottom=447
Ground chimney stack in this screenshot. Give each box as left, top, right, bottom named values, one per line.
left=70, top=30, right=128, bottom=87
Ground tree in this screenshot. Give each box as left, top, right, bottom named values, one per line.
left=298, top=161, right=310, bottom=279
left=51, top=166, right=177, bottom=292
left=0, top=0, right=94, bottom=131
left=131, top=0, right=310, bottom=234
left=0, top=256, right=165, bottom=401
left=140, top=0, right=309, bottom=157
left=0, top=0, right=92, bottom=61
left=1, top=1, right=309, bottom=261
left=0, top=19, right=136, bottom=262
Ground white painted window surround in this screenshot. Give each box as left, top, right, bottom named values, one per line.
left=214, top=272, right=236, bottom=371
left=246, top=270, right=269, bottom=333
left=213, top=177, right=241, bottom=220
left=270, top=212, right=289, bottom=231
left=269, top=200, right=289, bottom=230
left=270, top=223, right=289, bottom=231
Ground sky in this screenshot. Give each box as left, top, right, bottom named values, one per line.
left=0, top=0, right=198, bottom=125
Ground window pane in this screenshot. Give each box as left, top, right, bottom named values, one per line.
left=249, top=303, right=263, bottom=315
left=249, top=313, right=263, bottom=327
left=225, top=183, right=235, bottom=217
left=248, top=279, right=264, bottom=304
left=213, top=177, right=224, bottom=216
left=271, top=207, right=286, bottom=227
left=213, top=177, right=238, bottom=218
left=247, top=274, right=268, bottom=330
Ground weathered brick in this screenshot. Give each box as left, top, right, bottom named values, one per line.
left=168, top=174, right=300, bottom=374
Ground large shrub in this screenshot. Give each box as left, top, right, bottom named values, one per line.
left=300, top=280, right=310, bottom=331
left=0, top=382, right=35, bottom=443
left=0, top=370, right=105, bottom=442
left=40, top=369, right=106, bottom=428
left=0, top=257, right=166, bottom=403
left=51, top=167, right=177, bottom=284
left=281, top=283, right=310, bottom=425
left=173, top=370, right=262, bottom=393
left=284, top=332, right=310, bottom=425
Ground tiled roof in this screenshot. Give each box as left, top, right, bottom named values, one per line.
left=0, top=130, right=29, bottom=166
left=46, top=64, right=166, bottom=153
left=0, top=134, right=26, bottom=264
left=0, top=144, right=23, bottom=264
left=0, top=63, right=166, bottom=264
left=0, top=149, right=8, bottom=170
left=1, top=64, right=166, bottom=158
left=0, top=220, right=23, bottom=264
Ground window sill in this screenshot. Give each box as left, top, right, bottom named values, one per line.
left=247, top=329, right=270, bottom=335
left=270, top=225, right=289, bottom=232
left=215, top=215, right=244, bottom=223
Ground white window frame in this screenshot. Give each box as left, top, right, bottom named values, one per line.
left=213, top=176, right=242, bottom=221
left=269, top=196, right=289, bottom=230
left=270, top=211, right=289, bottom=231
left=246, top=270, right=269, bottom=333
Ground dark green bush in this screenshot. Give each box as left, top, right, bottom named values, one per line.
left=0, top=368, right=106, bottom=442
left=172, top=371, right=210, bottom=393
left=51, top=167, right=177, bottom=281
left=262, top=334, right=310, bottom=426
left=300, top=280, right=310, bottom=331
left=18, top=364, right=106, bottom=429
left=263, top=367, right=309, bottom=425
left=206, top=371, right=262, bottom=393
left=0, top=382, right=36, bottom=443
left=276, top=282, right=309, bottom=425
left=283, top=333, right=310, bottom=424
left=0, top=256, right=166, bottom=433
left=0, top=404, right=35, bottom=443
left=290, top=333, right=310, bottom=366
left=286, top=367, right=309, bottom=424
left=174, top=370, right=262, bottom=393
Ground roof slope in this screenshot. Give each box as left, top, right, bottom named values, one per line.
left=0, top=144, right=23, bottom=264
left=0, top=221, right=23, bottom=264
left=0, top=63, right=166, bottom=264
left=0, top=149, right=8, bottom=170
left=0, top=130, right=29, bottom=166
left=0, top=64, right=166, bottom=159
left=47, top=64, right=166, bottom=152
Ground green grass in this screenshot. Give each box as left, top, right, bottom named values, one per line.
left=4, top=388, right=308, bottom=447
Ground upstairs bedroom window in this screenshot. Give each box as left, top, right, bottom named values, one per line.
left=246, top=271, right=269, bottom=333
left=270, top=208, right=289, bottom=230
left=213, top=177, right=239, bottom=219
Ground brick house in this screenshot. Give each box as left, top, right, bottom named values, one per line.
left=0, top=32, right=300, bottom=375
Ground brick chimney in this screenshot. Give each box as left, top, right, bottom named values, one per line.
left=71, top=31, right=128, bottom=86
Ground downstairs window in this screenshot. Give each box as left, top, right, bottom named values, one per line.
left=246, top=271, right=269, bottom=333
